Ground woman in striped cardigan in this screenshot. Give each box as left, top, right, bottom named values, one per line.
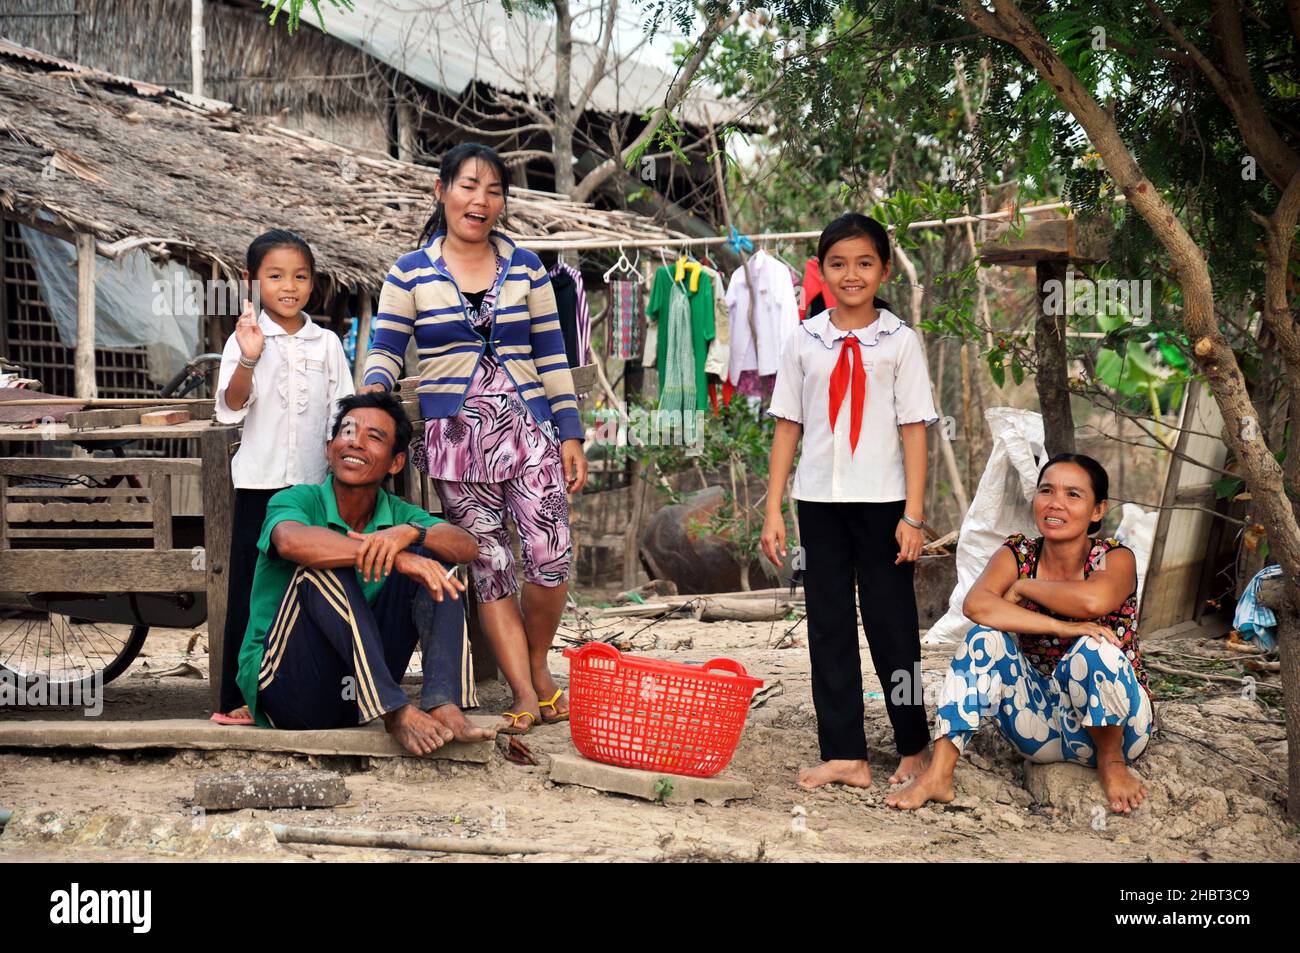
left=362, top=143, right=588, bottom=734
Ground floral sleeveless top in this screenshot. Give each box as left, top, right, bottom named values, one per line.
left=1002, top=533, right=1149, bottom=696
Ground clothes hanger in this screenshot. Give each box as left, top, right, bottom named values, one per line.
left=604, top=243, right=639, bottom=283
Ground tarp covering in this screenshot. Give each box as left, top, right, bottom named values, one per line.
left=19, top=224, right=201, bottom=385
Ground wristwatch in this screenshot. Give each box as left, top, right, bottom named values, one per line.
left=406, top=520, right=428, bottom=549
left=901, top=513, right=926, bottom=529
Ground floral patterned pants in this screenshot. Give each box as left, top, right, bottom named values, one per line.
left=933, top=625, right=1153, bottom=766
left=431, top=442, right=572, bottom=605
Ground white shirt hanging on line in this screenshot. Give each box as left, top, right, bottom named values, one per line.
left=767, top=308, right=938, bottom=503
left=726, top=250, right=800, bottom=384
left=215, top=311, right=355, bottom=489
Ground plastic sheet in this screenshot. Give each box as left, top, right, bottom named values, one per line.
left=18, top=224, right=201, bottom=385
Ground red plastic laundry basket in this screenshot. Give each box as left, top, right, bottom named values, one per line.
left=563, top=642, right=764, bottom=778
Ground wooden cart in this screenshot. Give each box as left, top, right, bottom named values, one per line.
left=0, top=418, right=238, bottom=708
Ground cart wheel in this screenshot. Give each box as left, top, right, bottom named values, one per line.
left=0, top=609, right=148, bottom=696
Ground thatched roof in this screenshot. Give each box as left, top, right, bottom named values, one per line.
left=0, top=39, right=688, bottom=294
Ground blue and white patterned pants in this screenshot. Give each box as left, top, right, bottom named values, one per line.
left=932, top=625, right=1153, bottom=766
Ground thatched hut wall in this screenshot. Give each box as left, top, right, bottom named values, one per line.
left=1, top=0, right=390, bottom=143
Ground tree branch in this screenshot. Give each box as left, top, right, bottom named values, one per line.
left=570, top=5, right=744, bottom=204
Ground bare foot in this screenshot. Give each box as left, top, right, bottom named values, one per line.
left=885, top=764, right=956, bottom=810
left=426, top=703, right=496, bottom=742
left=1098, top=758, right=1147, bottom=814
left=797, top=759, right=873, bottom=790
left=889, top=749, right=931, bottom=785
left=382, top=704, right=453, bottom=756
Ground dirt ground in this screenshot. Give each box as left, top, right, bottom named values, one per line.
left=1, top=612, right=1296, bottom=863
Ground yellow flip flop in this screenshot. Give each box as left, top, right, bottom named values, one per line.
left=538, top=688, right=570, bottom=724
left=499, top=710, right=537, bottom=735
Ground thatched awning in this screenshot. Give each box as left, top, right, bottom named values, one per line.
left=0, top=39, right=688, bottom=293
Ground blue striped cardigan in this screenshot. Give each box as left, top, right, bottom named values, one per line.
left=363, top=230, right=583, bottom=443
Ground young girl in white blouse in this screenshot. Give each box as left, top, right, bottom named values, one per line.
left=761, top=213, right=938, bottom=791
left=212, top=230, right=354, bottom=724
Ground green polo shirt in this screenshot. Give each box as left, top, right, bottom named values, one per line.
left=235, top=475, right=444, bottom=727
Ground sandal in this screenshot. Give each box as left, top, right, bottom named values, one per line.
left=210, top=709, right=254, bottom=727
left=498, top=710, right=537, bottom=735
left=538, top=688, right=570, bottom=724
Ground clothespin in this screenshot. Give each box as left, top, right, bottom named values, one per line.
left=725, top=226, right=754, bottom=256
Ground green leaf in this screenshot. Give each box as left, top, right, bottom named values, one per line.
left=1212, top=476, right=1244, bottom=500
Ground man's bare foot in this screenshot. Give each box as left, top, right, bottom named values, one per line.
left=797, top=759, right=872, bottom=790
left=889, top=749, right=931, bottom=785
left=382, top=704, right=453, bottom=756
left=885, top=764, right=956, bottom=810
left=426, top=703, right=496, bottom=742
left=1098, top=758, right=1147, bottom=814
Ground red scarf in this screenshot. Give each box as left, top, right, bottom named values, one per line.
left=828, top=335, right=866, bottom=452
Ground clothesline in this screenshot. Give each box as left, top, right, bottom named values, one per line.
left=520, top=198, right=1090, bottom=252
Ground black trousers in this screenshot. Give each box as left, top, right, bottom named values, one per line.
left=797, top=499, right=928, bottom=760
left=219, top=487, right=285, bottom=713
left=257, top=556, right=473, bottom=729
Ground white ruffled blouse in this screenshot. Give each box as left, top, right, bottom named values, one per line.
left=215, top=311, right=355, bottom=489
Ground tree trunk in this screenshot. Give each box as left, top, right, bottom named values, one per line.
left=551, top=1, right=576, bottom=196
left=1035, top=259, right=1075, bottom=456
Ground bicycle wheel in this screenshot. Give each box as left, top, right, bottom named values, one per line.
left=0, top=608, right=147, bottom=696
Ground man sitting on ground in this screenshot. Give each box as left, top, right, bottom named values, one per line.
left=235, top=391, right=494, bottom=755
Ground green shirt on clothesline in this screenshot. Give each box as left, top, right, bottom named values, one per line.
left=647, top=265, right=715, bottom=413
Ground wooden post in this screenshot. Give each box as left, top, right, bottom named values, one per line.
left=190, top=0, right=205, bottom=99
left=74, top=232, right=97, bottom=400
left=353, top=292, right=373, bottom=388
left=0, top=213, right=10, bottom=360
left=1034, top=259, right=1076, bottom=456
left=621, top=363, right=647, bottom=590
left=201, top=425, right=238, bottom=711
left=151, top=473, right=173, bottom=551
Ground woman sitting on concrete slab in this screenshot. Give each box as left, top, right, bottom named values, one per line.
left=235, top=391, right=495, bottom=756
left=887, top=453, right=1153, bottom=815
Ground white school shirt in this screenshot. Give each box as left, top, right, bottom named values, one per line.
left=726, top=250, right=799, bottom=383
left=767, top=308, right=938, bottom=502
left=215, top=312, right=355, bottom=489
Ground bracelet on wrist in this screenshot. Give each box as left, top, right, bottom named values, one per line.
left=238, top=354, right=260, bottom=370
left=901, top=512, right=926, bottom=529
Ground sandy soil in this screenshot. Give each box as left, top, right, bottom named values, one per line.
left=1, top=614, right=1296, bottom=863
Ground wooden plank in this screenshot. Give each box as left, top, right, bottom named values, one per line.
left=6, top=486, right=152, bottom=499
left=0, top=549, right=203, bottom=592
left=5, top=527, right=154, bottom=539
left=5, top=501, right=153, bottom=522
left=0, top=457, right=202, bottom=477
left=152, top=474, right=173, bottom=550
left=0, top=420, right=220, bottom=442
left=201, top=426, right=238, bottom=709
left=353, top=293, right=374, bottom=388
left=74, top=232, right=97, bottom=400
left=67, top=405, right=184, bottom=431
left=0, top=717, right=497, bottom=762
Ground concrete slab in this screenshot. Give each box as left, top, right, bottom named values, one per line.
left=0, top=717, right=496, bottom=763
left=194, top=771, right=349, bottom=810
left=548, top=753, right=754, bottom=806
